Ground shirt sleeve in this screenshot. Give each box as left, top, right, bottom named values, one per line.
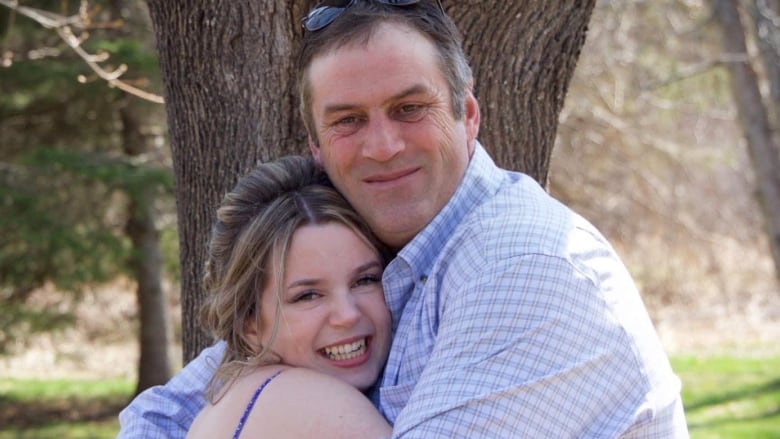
left=117, top=341, right=225, bottom=439
left=389, top=253, right=684, bottom=438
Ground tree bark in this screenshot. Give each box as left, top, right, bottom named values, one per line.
left=120, top=101, right=173, bottom=394
left=449, top=1, right=595, bottom=184
left=145, top=0, right=308, bottom=361
left=712, top=0, right=780, bottom=279
left=145, top=0, right=596, bottom=362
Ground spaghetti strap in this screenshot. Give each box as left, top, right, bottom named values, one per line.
left=232, top=369, right=284, bottom=439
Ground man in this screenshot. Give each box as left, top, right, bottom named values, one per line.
left=119, top=1, right=688, bottom=437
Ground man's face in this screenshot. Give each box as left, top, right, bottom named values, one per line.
left=306, top=22, right=480, bottom=249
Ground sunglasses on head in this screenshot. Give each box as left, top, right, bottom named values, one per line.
left=302, top=0, right=444, bottom=32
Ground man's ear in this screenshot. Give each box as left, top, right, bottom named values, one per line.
left=464, top=88, right=480, bottom=144
left=308, top=134, right=322, bottom=164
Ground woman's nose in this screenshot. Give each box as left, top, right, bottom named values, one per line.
left=329, top=293, right=361, bottom=328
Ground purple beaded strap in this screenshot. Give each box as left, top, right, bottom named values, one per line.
left=232, top=370, right=284, bottom=439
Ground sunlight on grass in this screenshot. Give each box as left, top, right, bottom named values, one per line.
left=0, top=378, right=132, bottom=400
left=0, top=419, right=119, bottom=439
left=671, top=355, right=780, bottom=438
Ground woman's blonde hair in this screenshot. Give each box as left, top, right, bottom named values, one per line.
left=200, top=155, right=388, bottom=401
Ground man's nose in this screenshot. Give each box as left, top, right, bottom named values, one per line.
left=362, top=116, right=404, bottom=162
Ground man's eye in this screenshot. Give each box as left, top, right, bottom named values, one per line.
left=335, top=116, right=359, bottom=126
left=396, top=104, right=425, bottom=121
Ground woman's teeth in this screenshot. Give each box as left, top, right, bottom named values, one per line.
left=323, top=338, right=367, bottom=361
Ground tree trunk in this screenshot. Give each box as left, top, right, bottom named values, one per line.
left=449, top=1, right=595, bottom=184
left=120, top=101, right=173, bottom=393
left=145, top=0, right=308, bottom=361
left=712, top=0, right=780, bottom=279
left=145, top=0, right=595, bottom=362
left=753, top=0, right=780, bottom=122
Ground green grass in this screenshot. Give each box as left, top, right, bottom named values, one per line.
left=0, top=378, right=133, bottom=400
left=0, top=378, right=133, bottom=439
left=1, top=356, right=778, bottom=438
left=672, top=355, right=780, bottom=438
left=0, top=420, right=120, bottom=439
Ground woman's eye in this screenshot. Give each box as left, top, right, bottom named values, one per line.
left=293, top=291, right=320, bottom=302
left=355, top=274, right=380, bottom=287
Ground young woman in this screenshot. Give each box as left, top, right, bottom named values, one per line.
left=186, top=156, right=392, bottom=439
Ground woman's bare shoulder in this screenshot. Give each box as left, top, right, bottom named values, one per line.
left=187, top=366, right=291, bottom=439
left=242, top=367, right=392, bottom=438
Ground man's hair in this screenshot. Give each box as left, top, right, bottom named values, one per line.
left=200, top=155, right=388, bottom=401
left=297, top=0, right=473, bottom=144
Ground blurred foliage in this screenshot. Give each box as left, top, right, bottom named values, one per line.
left=21, top=147, right=173, bottom=194
left=552, top=0, right=777, bottom=320
left=0, top=0, right=176, bottom=355
left=160, top=224, right=181, bottom=285
left=0, top=303, right=74, bottom=356
left=1, top=146, right=173, bottom=296
left=89, top=38, right=160, bottom=73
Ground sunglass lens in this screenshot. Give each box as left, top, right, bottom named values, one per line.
left=305, top=5, right=347, bottom=31
left=380, top=0, right=421, bottom=5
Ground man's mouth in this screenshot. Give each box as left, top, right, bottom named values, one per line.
left=364, top=168, right=418, bottom=184
left=320, top=337, right=367, bottom=361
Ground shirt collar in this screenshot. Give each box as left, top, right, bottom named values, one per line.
left=395, top=141, right=505, bottom=280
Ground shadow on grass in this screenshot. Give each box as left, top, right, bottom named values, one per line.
left=684, top=376, right=780, bottom=434
left=687, top=406, right=780, bottom=431
left=684, top=377, right=780, bottom=412
left=0, top=395, right=127, bottom=429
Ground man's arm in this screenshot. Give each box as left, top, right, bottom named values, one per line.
left=388, top=253, right=685, bottom=437
left=117, top=341, right=225, bottom=439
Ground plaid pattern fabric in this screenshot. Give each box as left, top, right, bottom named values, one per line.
left=117, top=144, right=688, bottom=438
left=375, top=144, right=688, bottom=438
left=117, top=342, right=222, bottom=438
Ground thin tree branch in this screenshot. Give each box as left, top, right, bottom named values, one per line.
left=0, top=0, right=164, bottom=104
left=641, top=53, right=750, bottom=92
left=1, top=1, right=15, bottom=67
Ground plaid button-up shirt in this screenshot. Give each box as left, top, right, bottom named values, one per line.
left=374, top=144, right=687, bottom=437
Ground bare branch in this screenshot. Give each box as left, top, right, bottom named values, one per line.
left=0, top=0, right=82, bottom=29
left=0, top=0, right=164, bottom=104
left=640, top=53, right=751, bottom=92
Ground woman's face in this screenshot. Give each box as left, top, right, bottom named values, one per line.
left=256, top=222, right=391, bottom=391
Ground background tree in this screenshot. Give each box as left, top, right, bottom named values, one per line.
left=710, top=0, right=780, bottom=280
left=144, top=0, right=596, bottom=361
left=0, top=0, right=173, bottom=392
